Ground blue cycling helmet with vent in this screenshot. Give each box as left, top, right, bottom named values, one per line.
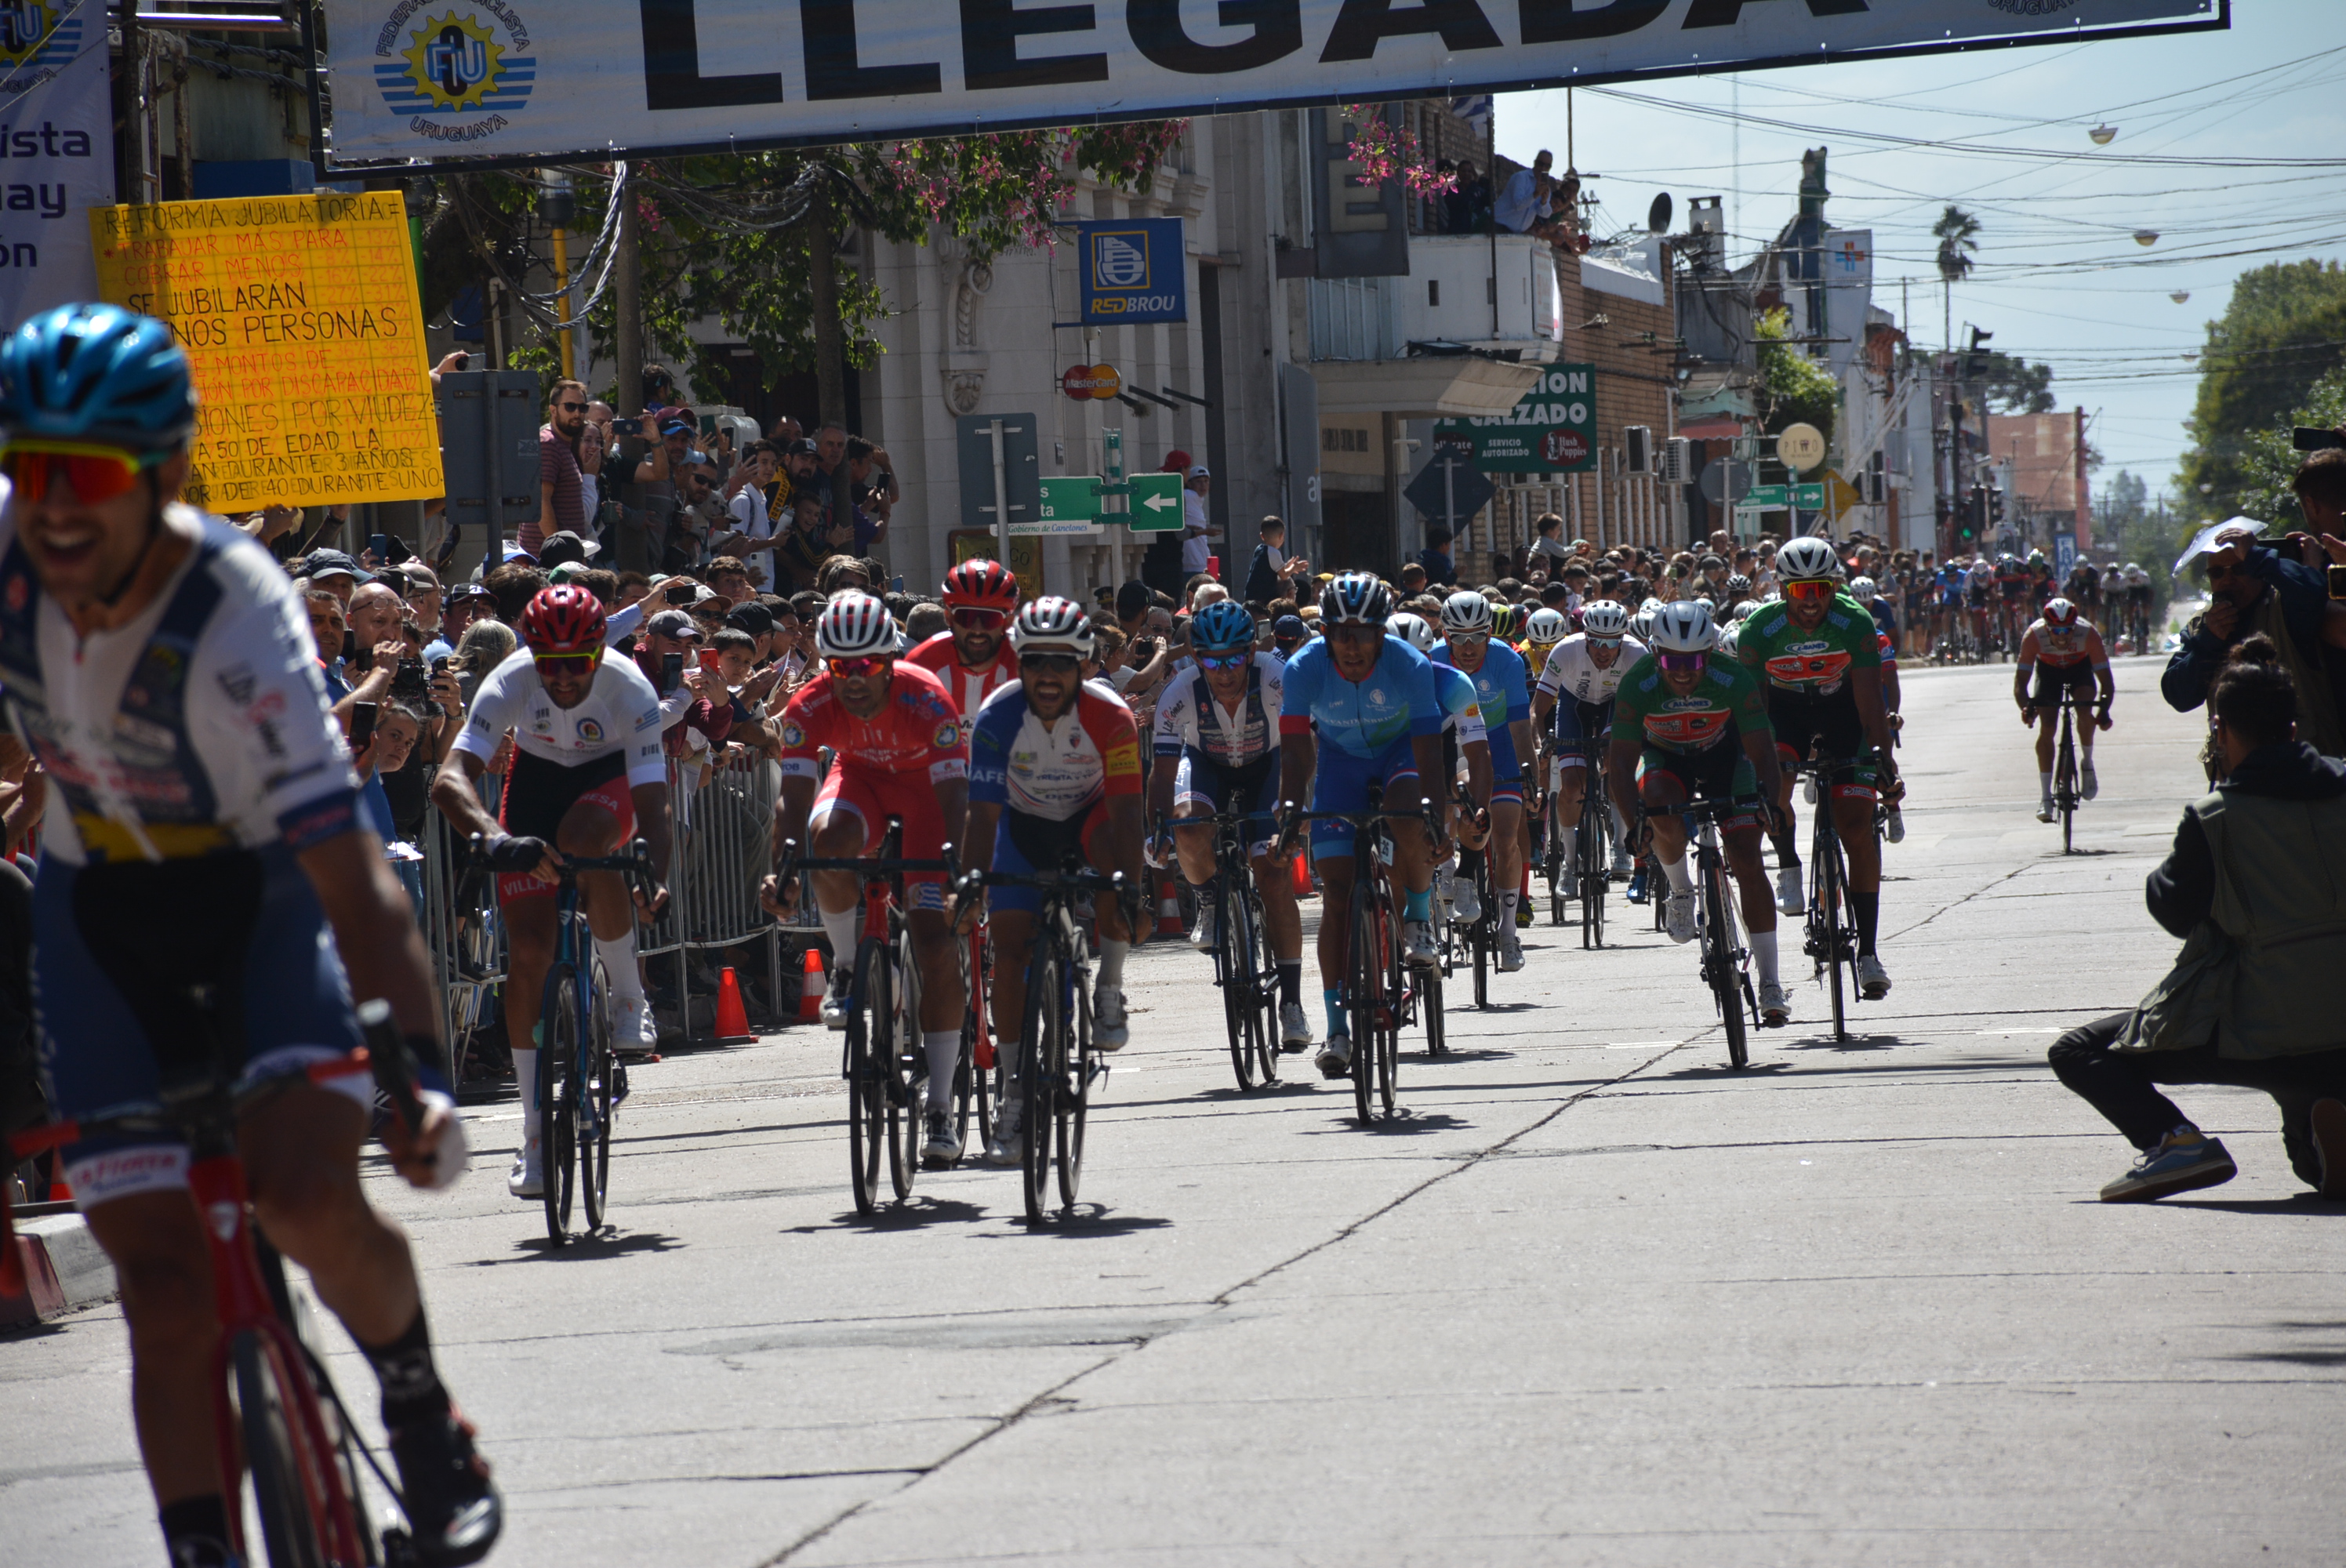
left=0, top=303, right=196, bottom=451
left=1318, top=571, right=1392, bottom=626
left=1190, top=599, right=1255, bottom=653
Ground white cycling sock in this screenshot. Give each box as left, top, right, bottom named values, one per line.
left=1499, top=891, right=1520, bottom=927
left=2039, top=770, right=2054, bottom=799
left=1659, top=855, right=1694, bottom=895
left=996, top=1036, right=1022, bottom=1091
left=592, top=929, right=643, bottom=1001
left=1750, top=929, right=1779, bottom=987
left=513, top=1047, right=539, bottom=1137
left=820, top=906, right=858, bottom=974
left=1097, top=938, right=1129, bottom=989
left=922, top=1030, right=960, bottom=1111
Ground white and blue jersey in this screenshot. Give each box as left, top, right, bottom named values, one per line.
left=1432, top=639, right=1527, bottom=780
left=1276, top=633, right=1442, bottom=760
left=1433, top=663, right=1487, bottom=750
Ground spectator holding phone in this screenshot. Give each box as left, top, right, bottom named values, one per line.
left=2164, top=517, right=2346, bottom=759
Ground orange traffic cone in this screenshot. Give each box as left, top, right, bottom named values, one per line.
left=714, top=967, right=755, bottom=1044
left=798, top=946, right=826, bottom=1024
left=1154, top=873, right=1185, bottom=938
left=45, top=1151, right=68, bottom=1206
left=1291, top=849, right=1313, bottom=898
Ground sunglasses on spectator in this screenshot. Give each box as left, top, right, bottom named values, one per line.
left=826, top=655, right=889, bottom=678
left=556, top=401, right=587, bottom=413
left=2205, top=561, right=2248, bottom=581
left=532, top=651, right=599, bottom=678
left=1656, top=652, right=1708, bottom=673
left=2, top=441, right=168, bottom=504
left=1022, top=652, right=1082, bottom=673
left=1782, top=579, right=1838, bottom=601
left=951, top=608, right=1007, bottom=630
left=1197, top=651, right=1251, bottom=670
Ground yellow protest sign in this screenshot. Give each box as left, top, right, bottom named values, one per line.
left=89, top=192, right=444, bottom=512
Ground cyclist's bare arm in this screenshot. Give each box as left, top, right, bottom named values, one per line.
left=1408, top=733, right=1452, bottom=854
left=1603, top=734, right=1640, bottom=830
left=954, top=800, right=1004, bottom=935
left=1529, top=688, right=1557, bottom=729
left=627, top=779, right=674, bottom=915
left=429, top=748, right=560, bottom=880
left=1741, top=730, right=1787, bottom=826
left=1276, top=731, right=1317, bottom=851
left=1463, top=735, right=1494, bottom=815
left=772, top=771, right=818, bottom=852
left=932, top=775, right=969, bottom=855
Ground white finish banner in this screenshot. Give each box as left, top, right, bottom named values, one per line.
left=0, top=8, right=113, bottom=325
left=323, top=0, right=2221, bottom=165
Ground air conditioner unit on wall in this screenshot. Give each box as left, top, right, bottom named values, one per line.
left=1658, top=436, right=1692, bottom=485
left=1624, top=425, right=1653, bottom=474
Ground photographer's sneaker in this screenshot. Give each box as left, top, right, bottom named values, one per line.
left=506, top=1138, right=543, bottom=1200
left=2100, top=1129, right=2236, bottom=1203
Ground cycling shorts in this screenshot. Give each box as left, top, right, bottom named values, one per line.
left=1769, top=691, right=1879, bottom=801
left=498, top=749, right=638, bottom=904
left=1174, top=746, right=1280, bottom=855
left=1637, top=742, right=1761, bottom=829
left=814, top=762, right=950, bottom=911
left=37, top=848, right=369, bottom=1210
left=2028, top=661, right=2100, bottom=709
left=1551, top=698, right=1612, bottom=763
left=1309, top=737, right=1420, bottom=865
left=989, top=800, right=1106, bottom=916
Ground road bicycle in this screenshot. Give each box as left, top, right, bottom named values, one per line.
left=465, top=834, right=655, bottom=1244
left=1788, top=750, right=1864, bottom=1044
left=958, top=863, right=1131, bottom=1222
left=1562, top=724, right=1616, bottom=952
left=2, top=1002, right=434, bottom=1568
left=1286, top=791, right=1444, bottom=1123
left=1643, top=799, right=1760, bottom=1069
left=790, top=821, right=961, bottom=1214
left=1195, top=808, right=1281, bottom=1092
left=1449, top=787, right=1498, bottom=1011
left=2043, top=684, right=2097, bottom=855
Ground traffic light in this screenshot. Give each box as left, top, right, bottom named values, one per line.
left=1961, top=483, right=1987, bottom=540
left=1988, top=486, right=2005, bottom=525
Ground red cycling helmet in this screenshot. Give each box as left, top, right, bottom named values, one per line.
left=2042, top=597, right=2080, bottom=629
left=522, top=583, right=607, bottom=656
left=942, top=557, right=1020, bottom=612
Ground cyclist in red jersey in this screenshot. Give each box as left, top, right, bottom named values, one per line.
left=761, top=593, right=974, bottom=1163
left=907, top=557, right=1020, bottom=741
left=2016, top=596, right=2115, bottom=820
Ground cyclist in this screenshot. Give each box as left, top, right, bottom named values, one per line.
left=1735, top=535, right=1900, bottom=1002
left=1276, top=573, right=1451, bottom=1080
left=6, top=305, right=498, bottom=1566
left=1149, top=599, right=1310, bottom=1050
left=2123, top=561, right=2154, bottom=650
left=1604, top=603, right=1789, bottom=1018
left=1965, top=554, right=1996, bottom=648
left=1531, top=599, right=1645, bottom=880
left=1392, top=611, right=1491, bottom=925
left=1433, top=590, right=1536, bottom=970
left=2015, top=596, right=2114, bottom=821
left=957, top=597, right=1146, bottom=1167
left=761, top=593, right=970, bottom=1163
left=906, top=555, right=1020, bottom=740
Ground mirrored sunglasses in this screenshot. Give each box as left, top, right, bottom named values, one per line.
left=1197, top=651, right=1251, bottom=670
left=826, top=655, right=889, bottom=678
left=2, top=441, right=167, bottom=504
left=532, top=652, right=599, bottom=678
left=951, top=607, right=1008, bottom=630
left=1022, top=652, right=1083, bottom=673
left=1656, top=651, right=1709, bottom=673
left=1783, top=579, right=1838, bottom=601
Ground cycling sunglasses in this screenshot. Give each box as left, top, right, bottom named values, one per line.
left=950, top=607, right=1008, bottom=630
left=1197, top=651, right=1251, bottom=670
left=1021, top=652, right=1083, bottom=673
left=2, top=441, right=169, bottom=504
left=1782, top=578, right=1839, bottom=601
left=532, top=651, right=600, bottom=678
left=1655, top=651, right=1709, bottom=673
left=1448, top=632, right=1489, bottom=647
left=826, top=655, right=890, bottom=678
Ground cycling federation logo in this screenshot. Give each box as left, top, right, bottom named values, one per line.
left=374, top=2, right=533, bottom=145
left=576, top=717, right=604, bottom=745
left=0, top=0, right=84, bottom=79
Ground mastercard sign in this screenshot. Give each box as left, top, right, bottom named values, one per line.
left=1061, top=363, right=1122, bottom=402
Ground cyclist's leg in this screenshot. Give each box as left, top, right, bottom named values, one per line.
left=1241, top=762, right=1306, bottom=1027
left=1634, top=752, right=1691, bottom=873
left=1488, top=788, right=1526, bottom=950
left=1379, top=747, right=1436, bottom=925
left=82, top=1196, right=228, bottom=1508
left=888, top=777, right=966, bottom=1109
left=1307, top=743, right=1375, bottom=1027
left=1168, top=747, right=1222, bottom=931
left=496, top=755, right=586, bottom=1127
left=806, top=767, right=882, bottom=993
left=558, top=777, right=656, bottom=1047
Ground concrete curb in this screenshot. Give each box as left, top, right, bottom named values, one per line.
left=2, top=1213, right=117, bottom=1328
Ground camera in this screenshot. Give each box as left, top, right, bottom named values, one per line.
left=2328, top=564, right=2346, bottom=602
left=390, top=656, right=438, bottom=717
left=2293, top=427, right=2345, bottom=452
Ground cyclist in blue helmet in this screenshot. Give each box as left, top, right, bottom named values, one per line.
left=1147, top=597, right=1314, bottom=1050
left=0, top=304, right=502, bottom=1567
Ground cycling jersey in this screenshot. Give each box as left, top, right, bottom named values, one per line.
left=2018, top=619, right=2110, bottom=671
left=905, top=630, right=1017, bottom=742
left=1433, top=664, right=1487, bottom=749
left=1151, top=653, right=1284, bottom=768
left=1734, top=597, right=1883, bottom=699
left=1432, top=637, right=1528, bottom=779
left=969, top=680, right=1142, bottom=822
left=452, top=648, right=666, bottom=787
left=1610, top=653, right=1772, bottom=755
left=779, top=664, right=967, bottom=785
left=1537, top=633, right=1648, bottom=710
left=1277, top=633, right=1443, bottom=759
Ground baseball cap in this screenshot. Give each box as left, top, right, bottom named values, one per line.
left=1188, top=465, right=1210, bottom=479
left=537, top=530, right=600, bottom=570
left=1273, top=614, right=1306, bottom=639
left=726, top=603, right=775, bottom=637
left=659, top=417, right=695, bottom=437
left=303, top=549, right=371, bottom=583
left=646, top=609, right=703, bottom=641
left=445, top=582, right=492, bottom=604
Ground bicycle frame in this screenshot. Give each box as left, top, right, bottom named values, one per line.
left=1204, top=808, right=1281, bottom=1091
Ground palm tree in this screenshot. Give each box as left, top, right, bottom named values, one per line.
left=1933, top=205, right=1981, bottom=350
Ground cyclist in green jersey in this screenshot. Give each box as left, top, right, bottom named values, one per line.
left=1606, top=603, right=1791, bottom=1018
left=1734, top=535, right=1900, bottom=1000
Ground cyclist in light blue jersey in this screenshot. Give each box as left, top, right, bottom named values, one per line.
left=1432, top=591, right=1538, bottom=971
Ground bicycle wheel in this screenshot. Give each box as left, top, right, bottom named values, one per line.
left=884, top=931, right=920, bottom=1201
left=1059, top=939, right=1091, bottom=1208
left=953, top=932, right=978, bottom=1150
left=1216, top=878, right=1259, bottom=1092
left=233, top=1330, right=332, bottom=1568
left=1579, top=811, right=1607, bottom=951
left=1814, top=822, right=1849, bottom=1043
left=844, top=940, right=886, bottom=1215
left=539, top=964, right=578, bottom=1243
left=579, top=967, right=612, bottom=1232
left=1376, top=932, right=1402, bottom=1116
left=968, top=927, right=996, bottom=1148
left=1705, top=860, right=1749, bottom=1070
left=1349, top=877, right=1382, bottom=1123
left=1470, top=870, right=1491, bottom=1010
left=1020, top=947, right=1063, bottom=1222
left=1419, top=956, right=1446, bottom=1057
left=1247, top=887, right=1281, bottom=1084
left=2057, top=709, right=2079, bottom=855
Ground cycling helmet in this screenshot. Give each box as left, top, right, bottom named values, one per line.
left=1190, top=598, right=1255, bottom=653
left=2043, top=597, right=2080, bottom=628
left=941, top=557, right=1020, bottom=612
left=1320, top=572, right=1392, bottom=626
left=1640, top=595, right=1665, bottom=614
left=2027, top=549, right=2046, bottom=566
left=1009, top=594, right=1095, bottom=657
left=1646, top=601, right=1717, bottom=654
left=1774, top=536, right=1840, bottom=583
left=521, top=584, right=607, bottom=656
left=1581, top=600, right=1630, bottom=639
left=1849, top=575, right=1877, bottom=600
left=1524, top=607, right=1568, bottom=644
left=1731, top=600, right=1762, bottom=623
left=0, top=303, right=196, bottom=450
left=1725, top=573, right=1752, bottom=598
left=1694, top=597, right=1716, bottom=615
left=1387, top=612, right=1436, bottom=654
left=816, top=590, right=897, bottom=658
left=1630, top=604, right=1658, bottom=642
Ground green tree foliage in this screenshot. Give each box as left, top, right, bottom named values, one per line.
left=1978, top=350, right=2056, bottom=415
left=1755, top=307, right=1839, bottom=442
left=2230, top=367, right=2346, bottom=528
left=2180, top=259, right=2346, bottom=517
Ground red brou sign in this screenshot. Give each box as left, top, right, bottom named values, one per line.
left=1542, top=428, right=1589, bottom=466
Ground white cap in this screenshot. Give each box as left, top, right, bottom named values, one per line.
left=1188, top=465, right=1211, bottom=478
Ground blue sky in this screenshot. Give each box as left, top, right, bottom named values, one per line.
left=1494, top=0, right=2344, bottom=503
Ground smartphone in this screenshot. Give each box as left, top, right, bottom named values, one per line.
left=612, top=416, right=644, bottom=437
left=666, top=582, right=697, bottom=605
left=431, top=655, right=452, bottom=676
left=348, top=701, right=378, bottom=750
left=369, top=532, right=391, bottom=561
left=659, top=651, right=685, bottom=694
left=2329, top=564, right=2346, bottom=602
left=2294, top=427, right=2346, bottom=452
left=699, top=648, right=724, bottom=673
left=891, top=575, right=906, bottom=593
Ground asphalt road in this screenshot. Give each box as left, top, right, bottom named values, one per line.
left=10, top=654, right=2344, bottom=1566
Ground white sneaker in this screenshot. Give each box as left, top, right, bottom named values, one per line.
left=2036, top=797, right=2056, bottom=824
left=507, top=1138, right=543, bottom=1200
left=1094, top=983, right=1129, bottom=1051
left=1758, top=982, right=1790, bottom=1026
left=922, top=1110, right=962, bottom=1167
left=1451, top=877, right=1482, bottom=923
left=1857, top=953, right=1891, bottom=1000
left=615, top=994, right=659, bottom=1055
left=1774, top=865, right=1804, bottom=916
left=984, top=1102, right=1024, bottom=1167
left=1279, top=1000, right=1313, bottom=1050
left=820, top=966, right=853, bottom=1031
left=1664, top=889, right=1698, bottom=944
left=2082, top=760, right=2099, bottom=800
left=1316, top=1031, right=1353, bottom=1080
left=1189, top=900, right=1217, bottom=952
left=1498, top=931, right=1526, bottom=973
left=1403, top=920, right=1438, bottom=967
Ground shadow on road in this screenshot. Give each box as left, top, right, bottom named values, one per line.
left=498, top=1229, right=686, bottom=1262
left=1010, top=1206, right=1176, bottom=1236
left=2159, top=1196, right=2346, bottom=1217
left=797, top=1195, right=994, bottom=1232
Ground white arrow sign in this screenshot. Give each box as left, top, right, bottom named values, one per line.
left=1142, top=491, right=1176, bottom=513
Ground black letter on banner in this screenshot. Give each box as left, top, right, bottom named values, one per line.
left=639, top=0, right=783, bottom=108
left=1520, top=0, right=1664, bottom=44
left=1319, top=0, right=1500, bottom=64
left=1682, top=0, right=1868, bottom=27
left=1127, top=0, right=1302, bottom=73
left=961, top=0, right=1109, bottom=89
left=804, top=0, right=942, bottom=96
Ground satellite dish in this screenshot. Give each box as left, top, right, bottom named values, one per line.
left=2170, top=290, right=2191, bottom=303
left=1647, top=192, right=1673, bottom=234
left=2089, top=124, right=2118, bottom=145
left=2134, top=230, right=2159, bottom=246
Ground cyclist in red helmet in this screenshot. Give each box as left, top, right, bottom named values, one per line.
left=430, top=584, right=674, bottom=1201
left=909, top=556, right=1021, bottom=742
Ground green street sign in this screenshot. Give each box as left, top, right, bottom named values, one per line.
left=1036, top=477, right=1101, bottom=521
left=1792, top=482, right=1826, bottom=510
left=1126, top=472, right=1186, bottom=532
left=1745, top=485, right=1789, bottom=507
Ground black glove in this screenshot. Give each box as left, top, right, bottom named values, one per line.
left=483, top=833, right=550, bottom=873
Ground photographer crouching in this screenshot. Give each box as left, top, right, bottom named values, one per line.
left=2050, top=636, right=2346, bottom=1202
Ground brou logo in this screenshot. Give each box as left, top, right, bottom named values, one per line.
left=375, top=2, right=533, bottom=143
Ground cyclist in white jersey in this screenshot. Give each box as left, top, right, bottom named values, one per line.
left=1532, top=601, right=1647, bottom=877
